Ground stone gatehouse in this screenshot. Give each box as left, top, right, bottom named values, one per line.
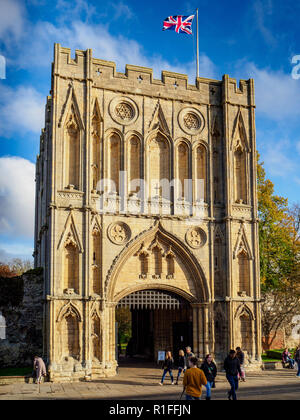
left=34, top=43, right=261, bottom=382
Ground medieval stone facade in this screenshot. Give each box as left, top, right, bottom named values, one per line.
left=34, top=44, right=261, bottom=382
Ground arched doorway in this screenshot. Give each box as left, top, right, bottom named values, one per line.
left=116, top=289, right=193, bottom=364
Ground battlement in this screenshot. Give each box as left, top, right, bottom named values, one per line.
left=53, top=44, right=255, bottom=107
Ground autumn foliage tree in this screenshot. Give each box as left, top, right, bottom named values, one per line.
left=258, top=154, right=300, bottom=348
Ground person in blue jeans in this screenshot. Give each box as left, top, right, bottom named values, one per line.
left=200, top=354, right=217, bottom=400
left=159, top=351, right=175, bottom=385
left=223, top=350, right=242, bottom=400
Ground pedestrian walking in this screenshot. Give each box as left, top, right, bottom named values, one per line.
left=185, top=346, right=195, bottom=369
left=200, top=354, right=217, bottom=400
left=294, top=345, right=300, bottom=377
left=224, top=350, right=242, bottom=400
left=183, top=356, right=207, bottom=400
left=236, top=347, right=246, bottom=382
left=33, top=356, right=47, bottom=384
left=159, top=351, right=175, bottom=385
left=175, top=349, right=186, bottom=385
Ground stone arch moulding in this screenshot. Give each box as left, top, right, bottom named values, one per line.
left=233, top=223, right=253, bottom=260
left=91, top=97, right=103, bottom=122
left=91, top=213, right=102, bottom=235
left=234, top=303, right=255, bottom=321
left=230, top=107, right=250, bottom=152
left=105, top=221, right=210, bottom=303
left=58, top=83, right=85, bottom=130
left=56, top=301, right=82, bottom=323
left=148, top=101, right=170, bottom=135
left=57, top=210, right=83, bottom=252
left=90, top=301, right=102, bottom=320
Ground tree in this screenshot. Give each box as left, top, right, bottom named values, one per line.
left=258, top=154, right=300, bottom=348
left=9, top=259, right=33, bottom=276
left=257, top=154, right=296, bottom=291
left=0, top=263, right=17, bottom=278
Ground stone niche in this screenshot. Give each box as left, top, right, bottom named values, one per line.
left=0, top=269, right=43, bottom=368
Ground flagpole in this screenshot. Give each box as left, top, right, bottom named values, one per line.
left=196, top=8, right=199, bottom=79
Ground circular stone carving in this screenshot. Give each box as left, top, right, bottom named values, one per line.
left=178, top=107, right=205, bottom=135
left=185, top=227, right=207, bottom=249
left=183, top=113, right=200, bottom=130
left=107, top=222, right=131, bottom=245
left=109, top=96, right=139, bottom=126
left=115, top=102, right=134, bottom=121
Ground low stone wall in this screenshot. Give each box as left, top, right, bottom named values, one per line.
left=0, top=269, right=43, bottom=368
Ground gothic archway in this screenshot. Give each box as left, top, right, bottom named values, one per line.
left=106, top=222, right=210, bottom=303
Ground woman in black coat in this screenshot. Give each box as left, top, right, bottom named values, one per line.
left=175, top=349, right=187, bottom=385
left=159, top=351, right=175, bottom=385
left=200, top=354, right=217, bottom=400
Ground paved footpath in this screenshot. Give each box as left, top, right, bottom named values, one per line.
left=1, top=362, right=300, bottom=400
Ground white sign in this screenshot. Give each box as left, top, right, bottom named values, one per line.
left=158, top=351, right=165, bottom=361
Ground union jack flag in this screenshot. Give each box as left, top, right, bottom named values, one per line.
left=162, top=15, right=195, bottom=35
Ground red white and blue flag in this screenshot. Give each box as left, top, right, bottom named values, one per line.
left=163, top=15, right=195, bottom=35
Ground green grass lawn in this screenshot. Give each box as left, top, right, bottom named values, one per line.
left=0, top=367, right=32, bottom=377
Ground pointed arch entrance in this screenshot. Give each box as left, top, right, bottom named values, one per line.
left=116, top=289, right=193, bottom=363
left=105, top=222, right=210, bottom=366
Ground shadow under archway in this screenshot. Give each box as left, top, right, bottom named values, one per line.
left=116, top=289, right=193, bottom=365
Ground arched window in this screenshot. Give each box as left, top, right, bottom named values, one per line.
left=149, top=133, right=170, bottom=200
left=91, top=313, right=101, bottom=362
left=0, top=312, right=6, bottom=340
left=63, top=243, right=79, bottom=293
left=62, top=314, right=80, bottom=360
left=237, top=250, right=250, bottom=295
left=234, top=143, right=247, bottom=203
left=152, top=245, right=162, bottom=278
left=239, top=314, right=252, bottom=354
left=177, top=142, right=189, bottom=200
left=64, top=105, right=80, bottom=189
left=91, top=105, right=101, bottom=191
left=195, top=144, right=207, bottom=202
left=128, top=136, right=141, bottom=196
left=139, top=253, right=148, bottom=278
left=109, top=134, right=121, bottom=194
left=214, top=238, right=224, bottom=297
left=92, top=231, right=101, bottom=295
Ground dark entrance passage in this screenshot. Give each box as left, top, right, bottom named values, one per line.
left=116, top=289, right=192, bottom=364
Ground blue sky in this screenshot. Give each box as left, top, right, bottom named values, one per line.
left=0, top=0, right=299, bottom=261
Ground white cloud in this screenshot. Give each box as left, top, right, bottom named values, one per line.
left=0, top=0, right=25, bottom=43
left=110, top=1, right=134, bottom=21
left=253, top=0, right=277, bottom=47
left=236, top=62, right=300, bottom=121
left=0, top=245, right=33, bottom=262
left=258, top=136, right=296, bottom=177
left=0, top=84, right=44, bottom=136
left=15, top=19, right=217, bottom=82
left=0, top=157, right=35, bottom=238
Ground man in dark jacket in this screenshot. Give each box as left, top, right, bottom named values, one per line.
left=224, top=350, right=242, bottom=400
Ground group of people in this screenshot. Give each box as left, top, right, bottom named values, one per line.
left=159, top=346, right=246, bottom=400
left=282, top=346, right=300, bottom=377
